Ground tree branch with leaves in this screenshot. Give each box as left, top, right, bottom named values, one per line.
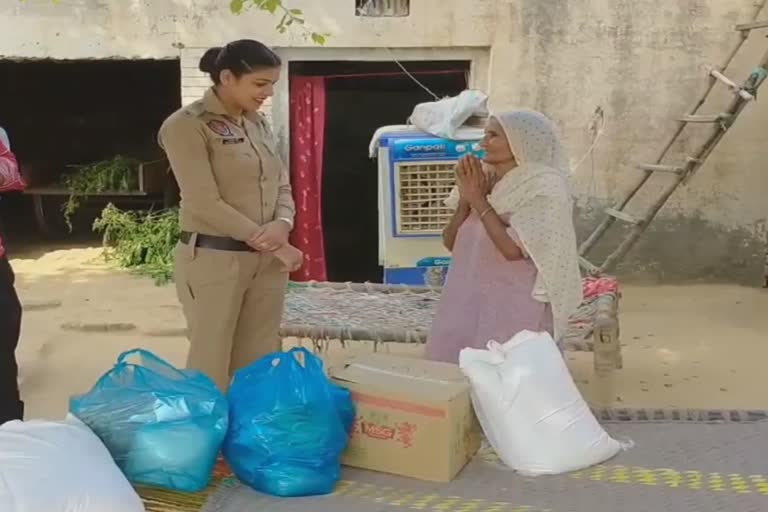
left=229, top=0, right=328, bottom=44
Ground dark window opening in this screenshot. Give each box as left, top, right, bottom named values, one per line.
left=356, top=0, right=410, bottom=17
left=0, top=59, right=180, bottom=245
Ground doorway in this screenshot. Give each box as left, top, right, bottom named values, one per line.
left=289, top=60, right=469, bottom=283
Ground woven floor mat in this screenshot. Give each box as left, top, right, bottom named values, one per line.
left=140, top=413, right=768, bottom=512
left=592, top=407, right=768, bottom=423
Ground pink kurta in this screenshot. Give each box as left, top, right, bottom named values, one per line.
left=425, top=213, right=553, bottom=364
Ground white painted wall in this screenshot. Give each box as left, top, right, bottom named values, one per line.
left=0, top=0, right=495, bottom=59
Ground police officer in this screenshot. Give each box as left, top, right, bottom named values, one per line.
left=159, top=40, right=303, bottom=391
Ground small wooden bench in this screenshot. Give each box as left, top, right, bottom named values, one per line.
left=22, top=159, right=168, bottom=234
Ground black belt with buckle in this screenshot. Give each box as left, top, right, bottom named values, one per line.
left=179, top=231, right=253, bottom=252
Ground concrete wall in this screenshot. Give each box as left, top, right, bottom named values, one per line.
left=2, top=0, right=766, bottom=283
left=488, top=0, right=768, bottom=284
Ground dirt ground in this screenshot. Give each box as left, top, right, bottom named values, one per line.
left=10, top=246, right=768, bottom=420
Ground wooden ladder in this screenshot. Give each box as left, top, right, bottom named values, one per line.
left=578, top=5, right=768, bottom=276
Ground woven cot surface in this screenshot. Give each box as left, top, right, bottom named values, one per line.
left=284, top=284, right=439, bottom=334
left=280, top=277, right=618, bottom=347
left=140, top=412, right=768, bottom=512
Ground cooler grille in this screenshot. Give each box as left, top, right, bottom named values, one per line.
left=394, top=162, right=456, bottom=235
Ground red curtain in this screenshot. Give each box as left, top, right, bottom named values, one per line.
left=289, top=76, right=327, bottom=282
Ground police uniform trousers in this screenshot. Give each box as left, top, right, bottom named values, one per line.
left=174, top=241, right=287, bottom=392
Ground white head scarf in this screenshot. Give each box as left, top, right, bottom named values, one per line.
left=446, top=109, right=583, bottom=341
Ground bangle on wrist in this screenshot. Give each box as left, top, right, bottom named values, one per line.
left=478, top=205, right=494, bottom=219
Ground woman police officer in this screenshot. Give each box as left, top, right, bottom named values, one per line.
left=158, top=40, right=303, bottom=391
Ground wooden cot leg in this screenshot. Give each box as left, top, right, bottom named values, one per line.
left=593, top=295, right=621, bottom=376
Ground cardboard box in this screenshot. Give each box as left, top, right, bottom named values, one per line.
left=330, top=354, right=481, bottom=482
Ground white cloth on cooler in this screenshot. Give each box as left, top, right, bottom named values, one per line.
left=459, top=330, right=627, bottom=476
left=0, top=414, right=145, bottom=512
left=409, top=90, right=489, bottom=140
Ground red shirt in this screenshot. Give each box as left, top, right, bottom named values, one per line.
left=0, top=139, right=24, bottom=259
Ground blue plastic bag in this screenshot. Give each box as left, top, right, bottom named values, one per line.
left=70, top=349, right=228, bottom=492
left=224, top=347, right=354, bottom=497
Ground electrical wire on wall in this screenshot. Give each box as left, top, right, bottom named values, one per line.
left=571, top=106, right=606, bottom=173
left=570, top=106, right=607, bottom=201
left=391, top=59, right=442, bottom=100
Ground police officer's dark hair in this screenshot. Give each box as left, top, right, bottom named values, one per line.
left=199, top=40, right=282, bottom=84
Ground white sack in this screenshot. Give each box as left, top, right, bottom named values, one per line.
left=459, top=330, right=626, bottom=476
left=0, top=415, right=145, bottom=512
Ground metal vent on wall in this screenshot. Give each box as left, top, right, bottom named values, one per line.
left=395, top=162, right=455, bottom=235
left=356, top=0, right=410, bottom=17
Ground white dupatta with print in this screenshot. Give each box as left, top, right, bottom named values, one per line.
left=445, top=110, right=583, bottom=342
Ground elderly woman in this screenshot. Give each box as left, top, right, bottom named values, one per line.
left=425, top=110, right=583, bottom=364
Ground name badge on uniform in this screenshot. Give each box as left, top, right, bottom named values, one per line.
left=206, top=120, right=234, bottom=136
left=221, top=137, right=246, bottom=145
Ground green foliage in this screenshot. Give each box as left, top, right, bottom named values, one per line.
left=61, top=156, right=140, bottom=230
left=93, top=204, right=181, bottom=285
left=230, top=0, right=329, bottom=43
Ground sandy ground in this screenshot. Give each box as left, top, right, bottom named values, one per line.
left=10, top=246, right=768, bottom=420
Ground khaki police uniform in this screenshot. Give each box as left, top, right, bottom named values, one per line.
left=158, top=88, right=295, bottom=391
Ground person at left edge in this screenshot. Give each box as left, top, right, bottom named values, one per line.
left=0, top=125, right=25, bottom=425
left=158, top=40, right=303, bottom=392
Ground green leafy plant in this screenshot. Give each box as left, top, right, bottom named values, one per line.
left=93, top=204, right=181, bottom=285
left=61, top=156, right=140, bottom=230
